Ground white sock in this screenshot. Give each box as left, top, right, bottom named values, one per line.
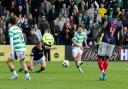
left=25, top=73, right=30, bottom=77
left=12, top=70, right=18, bottom=76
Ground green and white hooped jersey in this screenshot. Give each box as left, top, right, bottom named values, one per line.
left=9, top=26, right=26, bottom=52
left=72, top=31, right=87, bottom=48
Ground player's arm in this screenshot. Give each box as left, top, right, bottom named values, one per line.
left=45, top=46, right=56, bottom=50
left=116, top=26, right=124, bottom=50
left=83, top=36, right=89, bottom=48
left=30, top=55, right=34, bottom=70
left=30, top=49, right=35, bottom=69
left=9, top=30, right=14, bottom=54
left=72, top=39, right=80, bottom=47
left=95, top=20, right=108, bottom=43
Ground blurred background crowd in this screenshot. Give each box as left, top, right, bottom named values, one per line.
left=0, top=0, right=128, bottom=45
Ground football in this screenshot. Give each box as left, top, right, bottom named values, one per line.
left=62, top=60, right=70, bottom=67
left=42, top=33, right=54, bottom=45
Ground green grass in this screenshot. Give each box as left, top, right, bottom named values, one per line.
left=0, top=61, right=128, bottom=89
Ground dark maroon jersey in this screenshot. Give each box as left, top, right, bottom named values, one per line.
left=102, top=18, right=122, bottom=45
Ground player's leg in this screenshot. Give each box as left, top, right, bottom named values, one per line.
left=72, top=47, right=84, bottom=73
left=102, top=44, right=115, bottom=80
left=76, top=51, right=84, bottom=73
left=97, top=42, right=107, bottom=80
left=35, top=56, right=46, bottom=73
left=6, top=52, right=18, bottom=79
left=18, top=51, right=31, bottom=80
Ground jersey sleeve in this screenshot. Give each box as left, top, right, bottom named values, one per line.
left=72, top=32, right=77, bottom=41
left=42, top=44, right=46, bottom=49
left=30, top=47, right=35, bottom=56
left=8, top=29, right=13, bottom=38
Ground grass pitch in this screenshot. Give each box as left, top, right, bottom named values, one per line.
left=0, top=61, right=128, bottom=89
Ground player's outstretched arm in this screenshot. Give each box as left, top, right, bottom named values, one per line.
left=30, top=56, right=34, bottom=70
left=45, top=46, right=56, bottom=50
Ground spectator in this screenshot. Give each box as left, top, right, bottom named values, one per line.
left=63, top=26, right=72, bottom=45
left=48, top=4, right=58, bottom=26
left=27, top=30, right=38, bottom=45
left=39, top=15, right=50, bottom=35
left=31, top=0, right=40, bottom=23
left=116, top=7, right=122, bottom=16
left=91, top=23, right=100, bottom=41
left=27, top=13, right=34, bottom=28
left=76, top=12, right=84, bottom=25
left=56, top=13, right=66, bottom=31
left=98, top=3, right=107, bottom=18
left=68, top=0, right=76, bottom=16
left=109, top=0, right=118, bottom=10
left=40, top=0, right=52, bottom=15
left=54, top=0, right=65, bottom=13
left=0, top=1, right=4, bottom=16
left=31, top=23, right=42, bottom=42
left=107, top=8, right=113, bottom=18
left=51, top=20, right=60, bottom=45
left=88, top=3, right=95, bottom=18
left=60, top=3, right=69, bottom=16
left=0, top=0, right=127, bottom=46
left=0, top=24, right=5, bottom=44
left=78, top=1, right=87, bottom=15
left=123, top=26, right=128, bottom=45
left=93, top=10, right=101, bottom=24
left=24, top=0, right=30, bottom=16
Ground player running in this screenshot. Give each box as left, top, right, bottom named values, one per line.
left=18, top=41, right=56, bottom=73
left=7, top=16, right=31, bottom=80
left=96, top=11, right=123, bottom=81
left=72, top=25, right=88, bottom=73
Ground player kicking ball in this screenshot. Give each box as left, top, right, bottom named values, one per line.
left=7, top=16, right=31, bottom=80
left=72, top=25, right=88, bottom=73
left=18, top=41, right=56, bottom=73
left=96, top=11, right=123, bottom=81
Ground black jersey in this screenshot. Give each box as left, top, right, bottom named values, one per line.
left=30, top=44, right=46, bottom=60
left=102, top=18, right=122, bottom=45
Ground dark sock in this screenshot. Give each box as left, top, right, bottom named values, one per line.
left=75, top=61, right=79, bottom=68
left=24, top=71, right=28, bottom=74
left=40, top=66, right=45, bottom=71
left=10, top=69, right=14, bottom=72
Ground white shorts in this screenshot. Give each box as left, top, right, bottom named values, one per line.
left=33, top=56, right=46, bottom=67
left=98, top=42, right=115, bottom=57
left=9, top=51, right=26, bottom=61
left=72, top=47, right=83, bottom=58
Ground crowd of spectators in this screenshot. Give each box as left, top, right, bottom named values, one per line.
left=0, top=0, right=128, bottom=46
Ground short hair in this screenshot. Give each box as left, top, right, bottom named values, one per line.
left=35, top=41, right=42, bottom=45
left=9, top=16, right=17, bottom=25
left=113, top=11, right=119, bottom=18
left=76, top=25, right=83, bottom=30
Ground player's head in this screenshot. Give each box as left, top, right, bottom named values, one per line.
left=35, top=41, right=42, bottom=49
left=112, top=11, right=119, bottom=18
left=9, top=16, right=18, bottom=25
left=76, top=25, right=83, bottom=33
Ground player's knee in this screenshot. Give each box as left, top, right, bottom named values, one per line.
left=6, top=59, right=12, bottom=65
left=105, top=56, right=109, bottom=60
left=98, top=55, right=104, bottom=60
left=40, top=66, right=46, bottom=71
left=20, top=59, right=25, bottom=64
left=27, top=65, right=32, bottom=70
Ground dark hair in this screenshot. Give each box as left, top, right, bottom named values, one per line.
left=9, top=16, right=17, bottom=25
left=35, top=41, right=42, bottom=45
left=113, top=11, right=119, bottom=18
left=76, top=25, right=83, bottom=30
